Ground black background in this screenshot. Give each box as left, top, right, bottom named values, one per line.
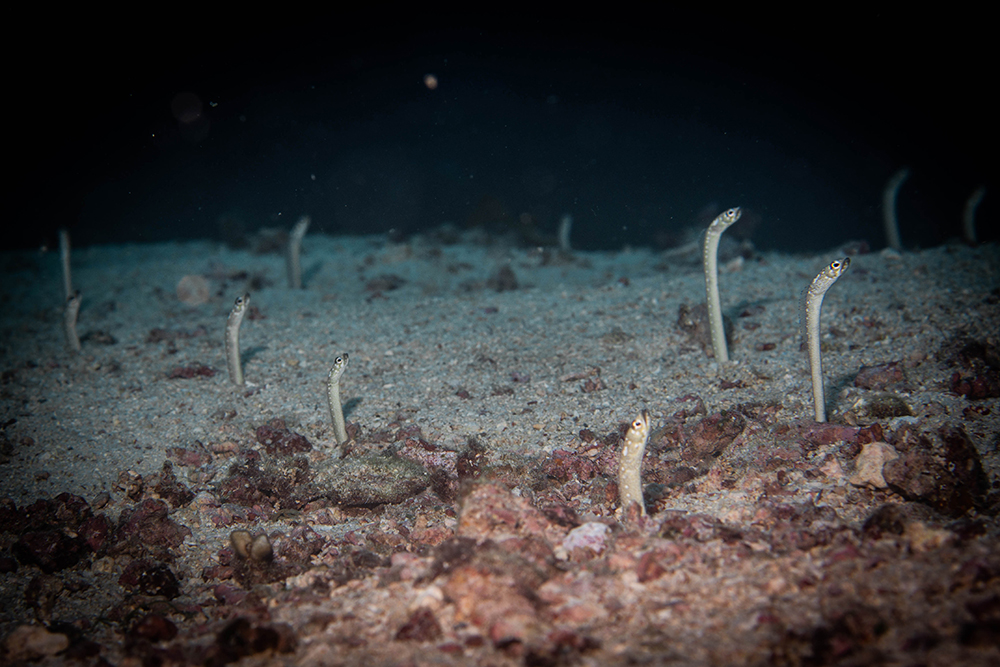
left=8, top=8, right=994, bottom=253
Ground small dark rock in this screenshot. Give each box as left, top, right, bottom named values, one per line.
left=457, top=438, right=488, bottom=480
left=152, top=461, right=195, bottom=508
left=255, top=418, right=312, bottom=456
left=671, top=394, right=707, bottom=421
left=119, top=559, right=181, bottom=599
left=854, top=362, right=906, bottom=390
left=541, top=504, right=581, bottom=528
left=543, top=449, right=596, bottom=483
left=861, top=503, right=938, bottom=540
left=116, top=470, right=145, bottom=501
left=950, top=371, right=1000, bottom=399
left=167, top=364, right=217, bottom=379
left=364, top=274, right=406, bottom=293
left=486, top=265, right=518, bottom=292
left=129, top=613, right=178, bottom=642
left=115, top=498, right=192, bottom=558
left=216, top=453, right=310, bottom=508
left=681, top=410, right=746, bottom=463
left=211, top=618, right=297, bottom=663
left=24, top=574, right=64, bottom=622
left=883, top=427, right=988, bottom=517
left=80, top=514, right=113, bottom=554
left=636, top=551, right=668, bottom=583
left=13, top=530, right=86, bottom=573
left=396, top=608, right=443, bottom=641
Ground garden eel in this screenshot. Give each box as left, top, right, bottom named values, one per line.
left=702, top=207, right=742, bottom=362
left=618, top=410, right=651, bottom=516
left=225, top=293, right=250, bottom=386
left=287, top=216, right=310, bottom=289
left=327, top=353, right=350, bottom=445
left=64, top=290, right=82, bottom=352
left=59, top=228, right=72, bottom=300
left=882, top=168, right=908, bottom=251
left=558, top=214, right=573, bottom=254
left=802, top=258, right=850, bottom=422
left=963, top=186, right=986, bottom=245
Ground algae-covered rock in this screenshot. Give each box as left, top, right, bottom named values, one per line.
left=313, top=452, right=429, bottom=506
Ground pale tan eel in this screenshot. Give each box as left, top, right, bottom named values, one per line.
left=327, top=353, right=350, bottom=445
left=803, top=258, right=850, bottom=422
left=702, top=207, right=742, bottom=362
left=618, top=410, right=651, bottom=516
left=225, top=293, right=250, bottom=386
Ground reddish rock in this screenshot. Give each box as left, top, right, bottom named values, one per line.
left=443, top=564, right=544, bottom=651
left=456, top=438, right=488, bottom=480
left=276, top=525, right=325, bottom=564
left=216, top=453, right=309, bottom=508
left=950, top=371, right=1000, bottom=399
left=672, top=394, right=707, bottom=421
left=543, top=449, right=596, bottom=483
left=49, top=493, right=93, bottom=528
left=0, top=497, right=22, bottom=533
left=80, top=514, right=113, bottom=553
left=166, top=446, right=213, bottom=467
left=16, top=494, right=93, bottom=533
left=457, top=483, right=565, bottom=549
left=152, top=461, right=195, bottom=508
left=681, top=410, right=746, bottom=462
left=883, top=426, right=988, bottom=517
left=115, top=498, right=192, bottom=557
left=855, top=423, right=884, bottom=446
left=395, top=608, right=443, bottom=642
left=255, top=418, right=312, bottom=456
left=12, top=530, right=85, bottom=573
left=861, top=503, right=939, bottom=541
left=119, top=559, right=181, bottom=598
left=540, top=503, right=580, bottom=528
left=854, top=362, right=906, bottom=390
left=129, top=613, right=178, bottom=642
left=167, top=364, right=216, bottom=379
left=213, top=583, right=249, bottom=606
left=208, top=618, right=296, bottom=664
left=636, top=551, right=668, bottom=582
left=798, top=422, right=860, bottom=450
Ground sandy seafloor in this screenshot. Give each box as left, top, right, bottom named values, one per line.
left=1, top=231, right=999, bottom=665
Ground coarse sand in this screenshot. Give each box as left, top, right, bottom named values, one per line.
left=1, top=231, right=998, bottom=665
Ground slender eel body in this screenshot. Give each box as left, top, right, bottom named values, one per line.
left=59, top=228, right=72, bottom=300
left=287, top=216, right=311, bottom=289
left=702, top=207, right=742, bottom=362
left=882, top=168, right=909, bottom=251
left=803, top=258, right=850, bottom=422
left=963, top=186, right=986, bottom=245
left=618, top=410, right=651, bottom=516
left=64, top=290, right=82, bottom=352
left=225, top=294, right=250, bottom=386
left=327, top=353, right=350, bottom=445
left=558, top=214, right=573, bottom=254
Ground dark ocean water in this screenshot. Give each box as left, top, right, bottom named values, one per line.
left=10, top=10, right=994, bottom=254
